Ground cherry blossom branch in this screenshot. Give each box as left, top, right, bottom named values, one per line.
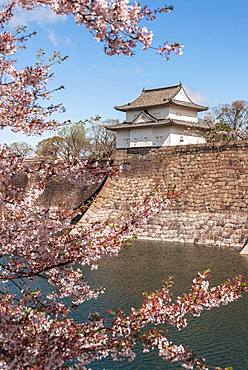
left=0, top=272, right=246, bottom=369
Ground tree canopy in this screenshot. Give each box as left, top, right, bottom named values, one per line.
left=36, top=121, right=91, bottom=160
left=206, top=100, right=248, bottom=141
left=36, top=118, right=116, bottom=160
left=88, top=117, right=116, bottom=159
left=10, top=141, right=33, bottom=157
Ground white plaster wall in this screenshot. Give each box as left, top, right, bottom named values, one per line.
left=116, top=129, right=130, bottom=149
left=126, top=106, right=198, bottom=123
left=126, top=111, right=141, bottom=122
left=169, top=126, right=206, bottom=146
left=152, top=126, right=170, bottom=146
left=173, top=88, right=191, bottom=103
left=168, top=106, right=198, bottom=122
left=130, top=127, right=153, bottom=147
left=116, top=125, right=206, bottom=148
left=169, top=133, right=206, bottom=145
left=147, top=107, right=169, bottom=120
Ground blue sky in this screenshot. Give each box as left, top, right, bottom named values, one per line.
left=1, top=0, right=248, bottom=146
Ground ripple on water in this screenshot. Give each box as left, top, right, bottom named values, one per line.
left=74, top=240, right=248, bottom=370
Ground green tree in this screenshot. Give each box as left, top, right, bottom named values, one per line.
left=36, top=136, right=64, bottom=160
left=36, top=121, right=91, bottom=160
left=207, top=100, right=248, bottom=141
left=87, top=117, right=117, bottom=160
left=58, top=121, right=91, bottom=160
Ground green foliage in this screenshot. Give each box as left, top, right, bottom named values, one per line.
left=36, top=136, right=64, bottom=159
left=36, top=121, right=91, bottom=160
left=209, top=100, right=248, bottom=141
left=86, top=116, right=117, bottom=160
left=36, top=117, right=116, bottom=160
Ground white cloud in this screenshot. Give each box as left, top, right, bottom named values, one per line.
left=132, top=66, right=143, bottom=75
left=47, top=29, right=59, bottom=46
left=46, top=31, right=77, bottom=47
left=185, top=87, right=209, bottom=105
left=9, top=6, right=66, bottom=27
left=65, top=37, right=76, bottom=47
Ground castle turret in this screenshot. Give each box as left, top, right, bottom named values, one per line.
left=107, top=83, right=209, bottom=148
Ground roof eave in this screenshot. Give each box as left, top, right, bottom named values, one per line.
left=172, top=122, right=210, bottom=131
left=105, top=119, right=210, bottom=131
left=115, top=102, right=171, bottom=112
left=115, top=102, right=208, bottom=113
left=105, top=120, right=170, bottom=130
left=115, top=105, right=129, bottom=112
left=170, top=99, right=208, bottom=111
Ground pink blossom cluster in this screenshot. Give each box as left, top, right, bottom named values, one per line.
left=0, top=23, right=67, bottom=133
left=0, top=266, right=247, bottom=369
left=0, top=1, right=183, bottom=133
left=1, top=1, right=182, bottom=58
left=158, top=42, right=184, bottom=61
left=109, top=272, right=248, bottom=369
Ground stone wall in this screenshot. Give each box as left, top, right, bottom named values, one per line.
left=6, top=169, right=104, bottom=211
left=79, top=141, right=248, bottom=250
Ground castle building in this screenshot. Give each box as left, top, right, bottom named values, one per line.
left=107, top=83, right=209, bottom=149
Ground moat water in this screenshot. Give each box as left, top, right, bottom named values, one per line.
left=74, top=241, right=248, bottom=370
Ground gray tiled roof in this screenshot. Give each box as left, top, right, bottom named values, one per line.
left=115, top=84, right=208, bottom=112
left=115, top=84, right=181, bottom=111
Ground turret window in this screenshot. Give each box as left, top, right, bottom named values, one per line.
left=156, top=136, right=163, bottom=143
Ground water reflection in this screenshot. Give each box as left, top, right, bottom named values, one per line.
left=74, top=241, right=248, bottom=370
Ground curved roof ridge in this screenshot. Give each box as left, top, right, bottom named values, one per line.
left=143, top=83, right=181, bottom=92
